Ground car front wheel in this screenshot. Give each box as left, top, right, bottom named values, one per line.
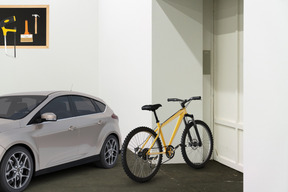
left=0, top=146, right=34, bottom=192
left=96, top=135, right=119, bottom=169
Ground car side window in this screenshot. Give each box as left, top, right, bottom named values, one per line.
left=93, top=100, right=106, bottom=112
left=70, top=96, right=97, bottom=116
left=40, top=96, right=72, bottom=120
left=0, top=96, right=46, bottom=120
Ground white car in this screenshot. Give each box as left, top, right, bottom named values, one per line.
left=0, top=91, right=121, bottom=191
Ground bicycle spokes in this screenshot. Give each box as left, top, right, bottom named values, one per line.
left=122, top=127, right=163, bottom=182
left=181, top=121, right=213, bottom=168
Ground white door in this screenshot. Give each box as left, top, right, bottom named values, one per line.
left=213, top=0, right=243, bottom=172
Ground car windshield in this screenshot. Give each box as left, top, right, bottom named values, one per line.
left=0, top=95, right=47, bottom=120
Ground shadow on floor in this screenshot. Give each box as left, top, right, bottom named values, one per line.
left=26, top=159, right=243, bottom=192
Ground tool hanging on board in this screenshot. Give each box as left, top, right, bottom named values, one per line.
left=21, top=20, right=33, bottom=43
left=0, top=16, right=17, bottom=58
left=32, top=14, right=40, bottom=34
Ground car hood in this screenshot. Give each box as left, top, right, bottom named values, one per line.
left=0, top=118, right=20, bottom=132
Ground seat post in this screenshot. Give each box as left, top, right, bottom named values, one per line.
left=153, top=110, right=160, bottom=123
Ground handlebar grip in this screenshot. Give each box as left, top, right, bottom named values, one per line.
left=0, top=16, right=16, bottom=27
left=167, top=98, right=183, bottom=102
left=192, top=96, right=201, bottom=100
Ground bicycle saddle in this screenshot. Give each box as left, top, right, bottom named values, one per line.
left=141, top=104, right=162, bottom=111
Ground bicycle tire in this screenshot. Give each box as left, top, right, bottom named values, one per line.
left=121, top=127, right=163, bottom=182
left=181, top=120, right=213, bottom=168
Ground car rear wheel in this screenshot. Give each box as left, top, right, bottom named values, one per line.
left=96, top=135, right=119, bottom=169
left=0, top=146, right=34, bottom=192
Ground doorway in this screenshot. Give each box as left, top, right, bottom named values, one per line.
left=204, top=0, right=243, bottom=172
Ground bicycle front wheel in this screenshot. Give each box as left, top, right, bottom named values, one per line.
left=121, top=127, right=163, bottom=182
left=181, top=120, right=213, bottom=168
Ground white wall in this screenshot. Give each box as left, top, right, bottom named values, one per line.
left=0, top=0, right=99, bottom=96
left=244, top=1, right=288, bottom=191
left=0, top=0, right=152, bottom=141
left=152, top=0, right=203, bottom=163
left=98, top=0, right=152, bottom=138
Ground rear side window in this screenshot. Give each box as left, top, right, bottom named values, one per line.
left=93, top=100, right=106, bottom=112
left=71, top=96, right=97, bottom=116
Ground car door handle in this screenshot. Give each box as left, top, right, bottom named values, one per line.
left=68, top=126, right=76, bottom=131
left=97, top=120, right=103, bottom=125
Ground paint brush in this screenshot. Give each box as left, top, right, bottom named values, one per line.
left=20, top=20, right=33, bottom=42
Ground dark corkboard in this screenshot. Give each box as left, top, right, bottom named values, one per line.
left=0, top=5, right=49, bottom=48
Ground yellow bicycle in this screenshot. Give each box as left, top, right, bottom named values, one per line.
left=121, top=96, right=213, bottom=182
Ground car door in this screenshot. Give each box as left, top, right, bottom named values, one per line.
left=69, top=96, right=104, bottom=157
left=32, top=96, right=80, bottom=169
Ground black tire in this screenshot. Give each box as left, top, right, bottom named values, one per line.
left=181, top=120, right=213, bottom=169
left=96, top=135, right=119, bottom=169
left=121, top=127, right=162, bottom=182
left=0, top=146, right=34, bottom=192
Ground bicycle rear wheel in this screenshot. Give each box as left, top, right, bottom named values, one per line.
left=181, top=120, right=213, bottom=168
left=121, top=127, right=162, bottom=182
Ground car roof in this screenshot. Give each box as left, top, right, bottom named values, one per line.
left=4, top=91, right=56, bottom=96
left=1, top=91, right=103, bottom=102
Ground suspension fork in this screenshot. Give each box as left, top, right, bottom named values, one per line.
left=184, top=114, right=202, bottom=147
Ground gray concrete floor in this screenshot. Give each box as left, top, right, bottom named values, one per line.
left=26, top=159, right=243, bottom=192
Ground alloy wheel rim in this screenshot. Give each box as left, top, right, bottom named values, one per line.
left=104, top=138, right=118, bottom=165
left=5, top=152, right=31, bottom=190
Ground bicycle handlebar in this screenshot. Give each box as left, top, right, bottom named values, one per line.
left=167, top=98, right=183, bottom=102
left=167, top=96, right=201, bottom=108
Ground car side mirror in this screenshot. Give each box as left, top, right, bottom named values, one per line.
left=41, top=113, right=57, bottom=121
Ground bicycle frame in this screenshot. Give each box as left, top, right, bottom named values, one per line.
left=143, top=107, right=188, bottom=156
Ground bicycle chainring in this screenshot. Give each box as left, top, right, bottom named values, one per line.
left=165, top=145, right=175, bottom=159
